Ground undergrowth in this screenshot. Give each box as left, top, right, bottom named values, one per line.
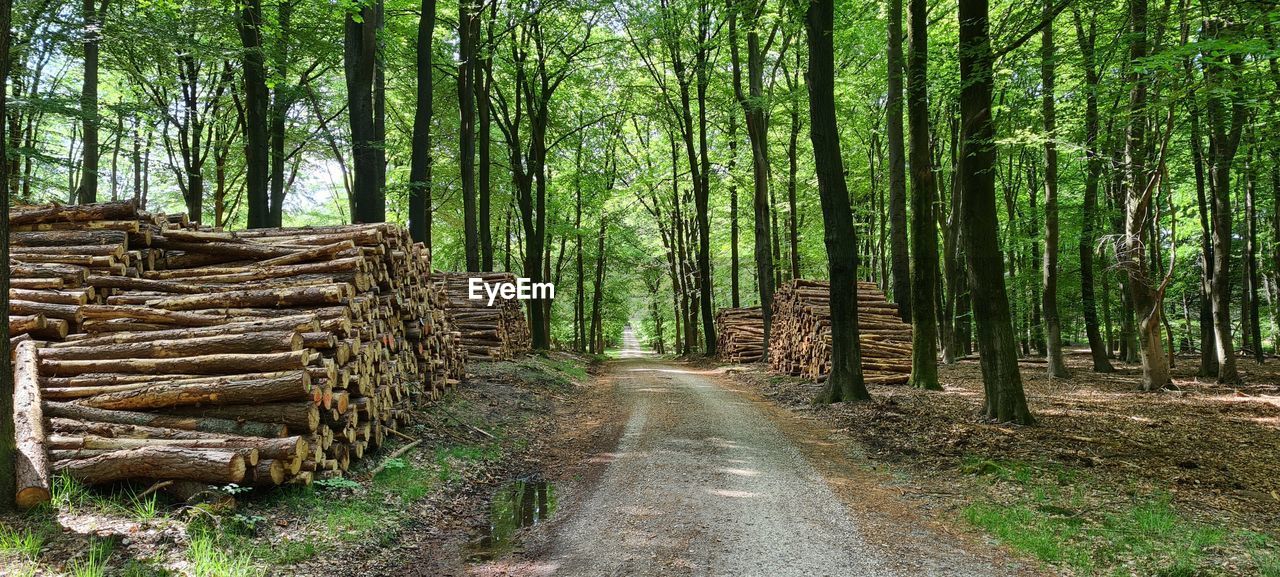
left=961, top=457, right=1278, bottom=576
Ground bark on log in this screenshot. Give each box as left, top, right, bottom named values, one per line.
left=13, top=340, right=51, bottom=510
left=53, top=446, right=246, bottom=484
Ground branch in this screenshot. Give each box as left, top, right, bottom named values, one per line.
left=993, top=0, right=1073, bottom=60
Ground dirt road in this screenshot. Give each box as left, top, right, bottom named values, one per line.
left=476, top=329, right=1030, bottom=577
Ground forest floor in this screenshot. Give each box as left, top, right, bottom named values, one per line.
left=726, top=350, right=1280, bottom=576
left=0, top=354, right=598, bottom=577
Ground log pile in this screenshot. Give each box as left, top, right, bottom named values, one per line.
left=5, top=201, right=467, bottom=506
left=767, top=279, right=913, bottom=385
left=715, top=307, right=765, bottom=363
left=433, top=272, right=532, bottom=360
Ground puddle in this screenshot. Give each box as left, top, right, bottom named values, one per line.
left=467, top=479, right=556, bottom=562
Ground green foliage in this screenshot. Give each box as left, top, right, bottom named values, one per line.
left=962, top=458, right=1269, bottom=575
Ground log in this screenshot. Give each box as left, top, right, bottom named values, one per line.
left=10, top=200, right=138, bottom=226
left=73, top=371, right=312, bottom=410
left=13, top=340, right=51, bottom=510
left=40, top=331, right=303, bottom=360
left=53, top=446, right=246, bottom=484
left=40, top=350, right=313, bottom=376
left=44, top=401, right=287, bottom=438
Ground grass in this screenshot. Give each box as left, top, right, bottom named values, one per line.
left=961, top=457, right=1275, bottom=576
left=120, top=558, right=174, bottom=577
left=188, top=530, right=259, bottom=577
left=0, top=524, right=47, bottom=560
left=374, top=458, right=434, bottom=502
left=67, top=538, right=113, bottom=577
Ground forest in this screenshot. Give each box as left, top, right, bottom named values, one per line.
left=1, top=0, right=1279, bottom=573
left=0, top=0, right=1276, bottom=412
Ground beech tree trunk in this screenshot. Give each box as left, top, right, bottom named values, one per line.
left=886, top=0, right=910, bottom=323
left=459, top=0, right=479, bottom=270
left=1122, top=0, right=1170, bottom=391
left=958, top=0, right=1033, bottom=423
left=345, top=2, right=383, bottom=224
left=906, top=0, right=938, bottom=390
left=1040, top=0, right=1068, bottom=378
left=806, top=0, right=869, bottom=403
left=1203, top=18, right=1245, bottom=384
left=239, top=0, right=270, bottom=228
left=1073, top=10, right=1115, bottom=373
left=729, top=0, right=773, bottom=359
left=408, top=0, right=436, bottom=244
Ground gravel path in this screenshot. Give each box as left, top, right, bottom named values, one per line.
left=497, top=329, right=1019, bottom=577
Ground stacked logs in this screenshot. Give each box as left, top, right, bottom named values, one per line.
left=5, top=202, right=467, bottom=506
left=768, top=279, right=913, bottom=385
left=433, top=272, right=532, bottom=361
left=715, top=307, right=765, bottom=363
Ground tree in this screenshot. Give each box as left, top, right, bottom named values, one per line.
left=408, top=0, right=437, bottom=244
left=76, top=0, right=109, bottom=205
left=345, top=0, right=384, bottom=224
left=729, top=0, right=775, bottom=359
left=905, top=0, right=938, bottom=390
left=491, top=2, right=596, bottom=350
left=1072, top=8, right=1114, bottom=373
left=238, top=0, right=270, bottom=228
left=1202, top=16, right=1246, bottom=384
left=806, top=0, right=868, bottom=403
left=1039, top=0, right=1067, bottom=378
left=459, top=0, right=479, bottom=270
left=886, top=0, right=910, bottom=323
left=0, top=0, right=14, bottom=512
left=1119, top=0, right=1170, bottom=391
left=958, top=0, right=1032, bottom=423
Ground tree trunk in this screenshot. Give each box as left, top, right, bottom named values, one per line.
left=345, top=3, right=383, bottom=224
left=886, top=0, right=910, bottom=323
left=806, top=0, right=869, bottom=403
left=1244, top=135, right=1263, bottom=362
left=1203, top=18, right=1245, bottom=383
left=408, top=0, right=436, bottom=244
left=958, top=0, right=1033, bottom=423
left=267, top=0, right=291, bottom=227
left=239, top=0, right=270, bottom=228
left=1122, top=0, right=1170, bottom=391
left=589, top=217, right=608, bottom=354
left=1040, top=0, right=1068, bottom=378
left=906, top=0, right=939, bottom=390
left=1072, top=11, right=1114, bottom=373
left=459, top=0, right=479, bottom=271
left=478, top=3, right=496, bottom=270
left=728, top=113, right=740, bottom=308
left=77, top=0, right=105, bottom=205
left=729, top=2, right=773, bottom=359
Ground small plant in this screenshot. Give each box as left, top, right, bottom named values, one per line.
left=0, top=525, right=45, bottom=560
left=67, top=538, right=112, bottom=577
left=51, top=474, right=90, bottom=512
left=126, top=489, right=160, bottom=523
left=315, top=477, right=362, bottom=492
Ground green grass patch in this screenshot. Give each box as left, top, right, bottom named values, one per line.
left=961, top=457, right=1271, bottom=575
left=373, top=458, right=434, bottom=502
left=187, top=529, right=259, bottom=577
left=0, top=524, right=47, bottom=560
left=120, top=558, right=174, bottom=577
left=260, top=539, right=317, bottom=565
left=67, top=538, right=113, bottom=577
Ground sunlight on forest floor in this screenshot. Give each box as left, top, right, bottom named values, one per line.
left=730, top=353, right=1280, bottom=576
